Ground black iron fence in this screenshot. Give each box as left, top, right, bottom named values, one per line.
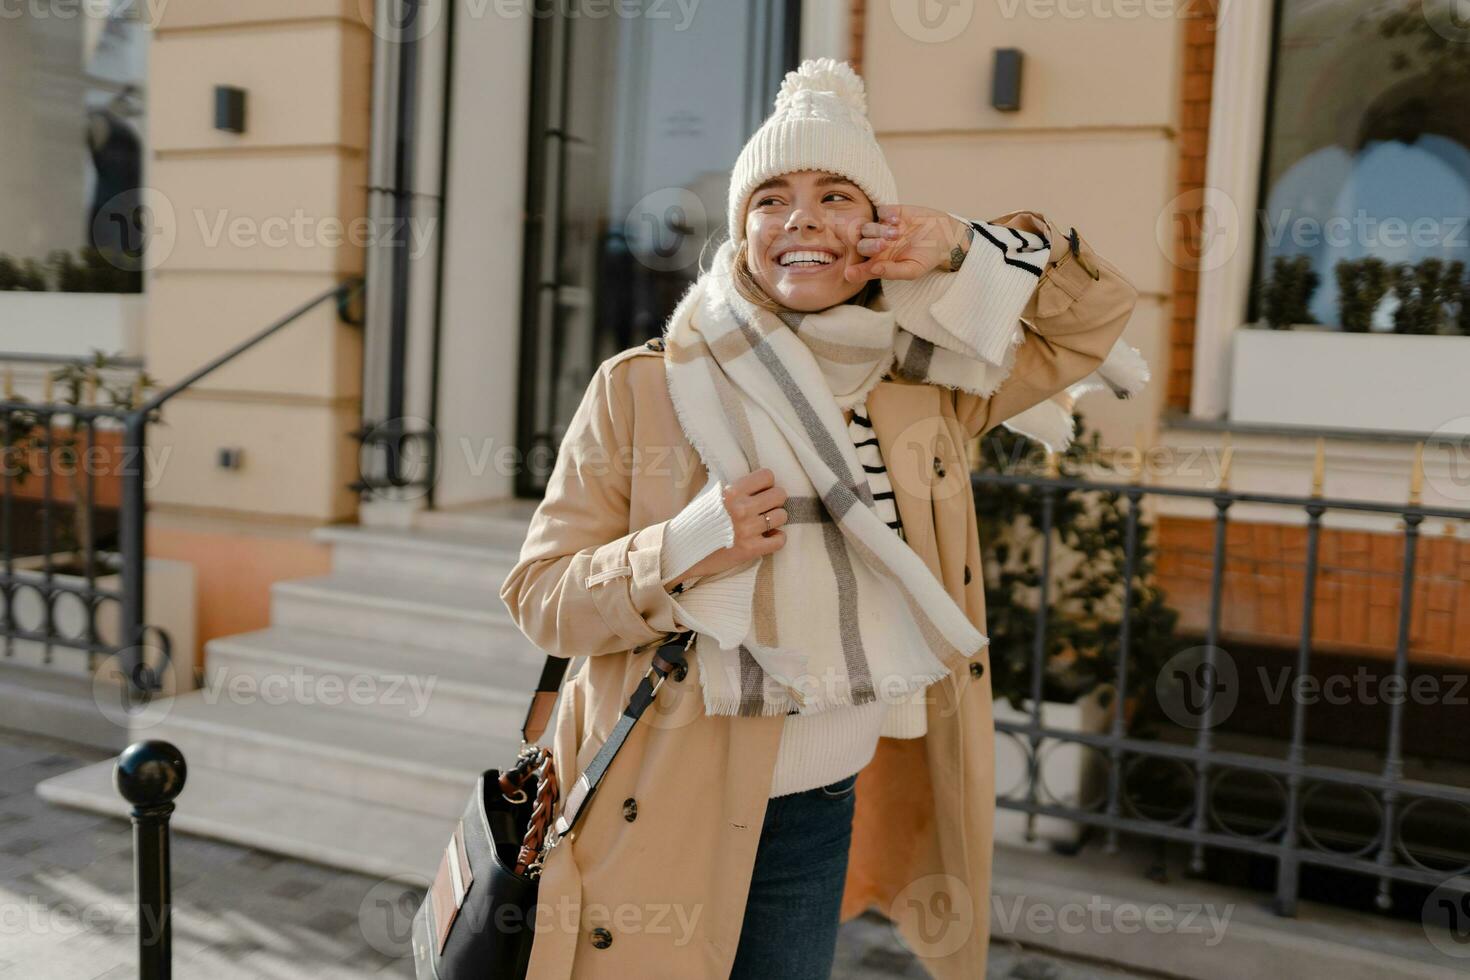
left=976, top=442, right=1470, bottom=916
left=0, top=281, right=363, bottom=695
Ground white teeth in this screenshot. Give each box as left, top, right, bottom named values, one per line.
left=778, top=250, right=834, bottom=267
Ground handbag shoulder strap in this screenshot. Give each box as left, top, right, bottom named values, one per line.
left=531, top=630, right=693, bottom=840
left=520, top=629, right=694, bottom=744
left=520, top=656, right=573, bottom=746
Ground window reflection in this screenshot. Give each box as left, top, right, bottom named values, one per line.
left=1253, top=0, right=1470, bottom=332
left=0, top=4, right=147, bottom=293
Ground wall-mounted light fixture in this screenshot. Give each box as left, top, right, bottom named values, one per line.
left=992, top=48, right=1023, bottom=112
left=214, top=85, right=247, bottom=134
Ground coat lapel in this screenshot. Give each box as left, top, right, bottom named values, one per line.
left=865, top=379, right=940, bottom=572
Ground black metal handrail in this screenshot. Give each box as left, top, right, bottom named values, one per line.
left=0, top=279, right=363, bottom=695
left=975, top=454, right=1470, bottom=916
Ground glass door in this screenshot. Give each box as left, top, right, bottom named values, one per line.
left=514, top=0, right=801, bottom=497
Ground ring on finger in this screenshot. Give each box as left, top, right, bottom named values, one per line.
left=762, top=511, right=772, bottom=531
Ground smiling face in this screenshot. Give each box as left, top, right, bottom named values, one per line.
left=742, top=169, right=873, bottom=312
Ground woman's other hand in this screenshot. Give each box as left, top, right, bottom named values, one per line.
left=845, top=204, right=972, bottom=283
left=678, top=468, right=788, bottom=581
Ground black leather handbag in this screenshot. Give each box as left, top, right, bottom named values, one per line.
left=410, top=629, right=694, bottom=979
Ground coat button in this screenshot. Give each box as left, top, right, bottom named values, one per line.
left=963, top=564, right=972, bottom=585
left=622, top=797, right=638, bottom=822
left=933, top=456, right=946, bottom=478
left=969, top=661, right=985, bottom=679
left=673, top=662, right=687, bottom=682
left=590, top=927, right=613, bottom=949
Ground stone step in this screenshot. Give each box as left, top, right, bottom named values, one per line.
left=0, top=663, right=130, bottom=751
left=313, top=523, right=525, bottom=590
left=204, top=624, right=551, bottom=734
left=136, top=689, right=522, bottom=817
left=36, top=758, right=449, bottom=883
left=413, top=499, right=540, bottom=539
left=271, top=571, right=528, bottom=656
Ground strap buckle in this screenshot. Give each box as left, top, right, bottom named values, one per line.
left=642, top=631, right=694, bottom=699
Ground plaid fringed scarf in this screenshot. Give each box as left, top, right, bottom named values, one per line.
left=659, top=237, right=1035, bottom=719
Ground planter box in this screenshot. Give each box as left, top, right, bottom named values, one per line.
left=1230, top=328, right=1470, bottom=435
left=993, top=688, right=1110, bottom=849
left=8, top=553, right=197, bottom=692
left=0, top=292, right=144, bottom=362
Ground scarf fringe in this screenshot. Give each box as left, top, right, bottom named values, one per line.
left=694, top=647, right=961, bottom=718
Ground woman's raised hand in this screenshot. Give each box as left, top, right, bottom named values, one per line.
left=679, top=468, right=788, bottom=581
left=845, top=204, right=972, bottom=283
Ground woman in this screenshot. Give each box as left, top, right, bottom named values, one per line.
left=499, top=58, right=1145, bottom=980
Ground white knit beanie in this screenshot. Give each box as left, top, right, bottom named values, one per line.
left=726, top=57, right=898, bottom=247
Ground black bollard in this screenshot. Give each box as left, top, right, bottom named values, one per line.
left=115, top=740, right=187, bottom=980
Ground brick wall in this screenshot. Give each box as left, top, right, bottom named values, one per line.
left=1157, top=516, right=1470, bottom=664
left=1168, top=1, right=1221, bottom=413
left=848, top=0, right=866, bottom=72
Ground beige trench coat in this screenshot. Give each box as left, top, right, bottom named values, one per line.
left=499, top=211, right=1139, bottom=979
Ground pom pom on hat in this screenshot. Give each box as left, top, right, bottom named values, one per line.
left=726, top=58, right=897, bottom=246
left=774, top=57, right=869, bottom=117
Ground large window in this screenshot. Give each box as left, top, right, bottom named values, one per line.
left=0, top=3, right=148, bottom=294
left=1250, top=0, right=1470, bottom=334
left=514, top=0, right=800, bottom=496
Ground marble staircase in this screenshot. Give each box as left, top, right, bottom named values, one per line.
left=35, top=503, right=560, bottom=884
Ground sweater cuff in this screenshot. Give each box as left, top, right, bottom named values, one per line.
left=880, top=211, right=1043, bottom=370
left=928, top=211, right=1047, bottom=367
left=666, top=562, right=758, bottom=650
left=660, top=475, right=735, bottom=585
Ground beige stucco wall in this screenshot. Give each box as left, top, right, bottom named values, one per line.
left=864, top=4, right=1180, bottom=452
left=145, top=1, right=371, bottom=522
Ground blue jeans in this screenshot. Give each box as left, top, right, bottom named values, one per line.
left=728, top=771, right=859, bottom=980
